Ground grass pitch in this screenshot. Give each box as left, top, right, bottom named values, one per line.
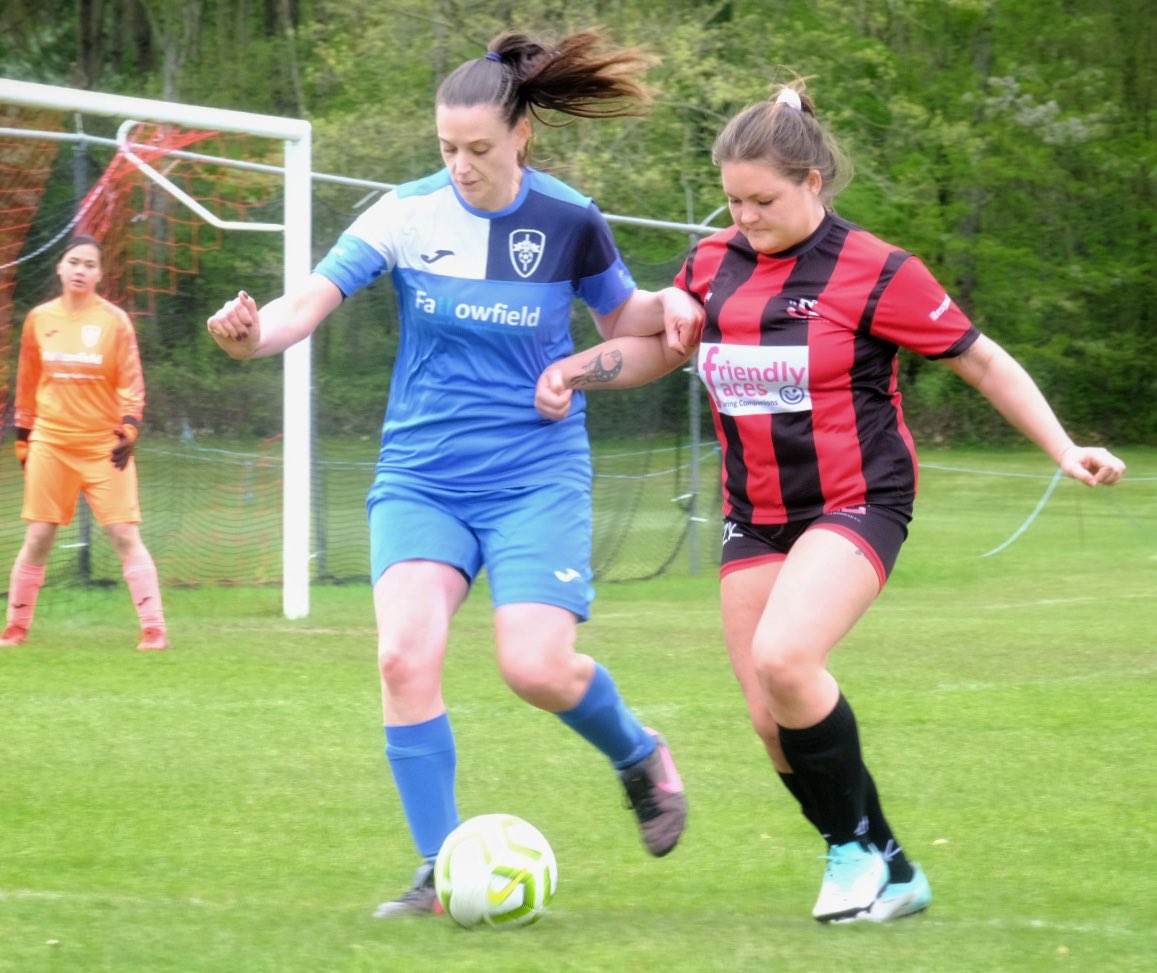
left=1, top=447, right=1155, bottom=972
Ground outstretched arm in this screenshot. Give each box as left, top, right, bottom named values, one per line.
left=206, top=274, right=344, bottom=360
left=942, top=334, right=1125, bottom=486
left=536, top=334, right=692, bottom=421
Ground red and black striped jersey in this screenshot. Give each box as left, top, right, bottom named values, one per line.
left=676, top=212, right=979, bottom=523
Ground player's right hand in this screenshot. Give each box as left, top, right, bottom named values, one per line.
left=207, top=290, right=262, bottom=360
left=535, top=366, right=573, bottom=421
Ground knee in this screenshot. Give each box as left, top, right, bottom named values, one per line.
left=21, top=526, right=56, bottom=563
left=497, top=650, right=557, bottom=703
left=498, top=642, right=588, bottom=709
left=494, top=610, right=580, bottom=708
left=106, top=526, right=143, bottom=561
left=751, top=638, right=817, bottom=701
left=377, top=629, right=436, bottom=691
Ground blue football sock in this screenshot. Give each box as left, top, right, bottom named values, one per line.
left=385, top=713, right=459, bottom=859
left=557, top=663, right=655, bottom=770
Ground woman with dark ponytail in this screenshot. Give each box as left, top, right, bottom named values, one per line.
left=207, top=28, right=698, bottom=917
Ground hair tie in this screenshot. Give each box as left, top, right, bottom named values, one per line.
left=484, top=51, right=502, bottom=63
left=775, top=87, right=802, bottom=111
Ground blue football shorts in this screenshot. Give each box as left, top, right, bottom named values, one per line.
left=367, top=478, right=595, bottom=620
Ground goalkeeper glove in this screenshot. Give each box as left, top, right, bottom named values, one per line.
left=111, top=418, right=140, bottom=470
left=14, top=426, right=30, bottom=468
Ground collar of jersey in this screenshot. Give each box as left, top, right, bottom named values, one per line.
left=446, top=166, right=534, bottom=220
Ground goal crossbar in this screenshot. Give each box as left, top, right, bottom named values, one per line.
left=0, top=79, right=314, bottom=619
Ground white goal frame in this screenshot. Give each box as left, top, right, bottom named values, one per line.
left=0, top=79, right=314, bottom=619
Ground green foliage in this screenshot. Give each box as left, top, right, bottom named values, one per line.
left=146, top=359, right=285, bottom=438
left=3, top=0, right=1153, bottom=443
left=0, top=9, right=75, bottom=84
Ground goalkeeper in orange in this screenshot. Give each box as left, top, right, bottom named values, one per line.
left=2, top=236, right=169, bottom=651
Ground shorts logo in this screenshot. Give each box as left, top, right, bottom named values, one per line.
left=722, top=521, right=745, bottom=545
left=510, top=229, right=545, bottom=278
left=831, top=505, right=869, bottom=525
left=81, top=325, right=102, bottom=348
left=553, top=568, right=581, bottom=583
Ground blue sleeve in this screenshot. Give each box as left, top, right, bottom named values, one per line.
left=577, top=256, right=637, bottom=315
left=574, top=205, right=636, bottom=314
left=312, top=233, right=388, bottom=299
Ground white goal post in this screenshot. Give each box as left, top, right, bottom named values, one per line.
left=0, top=78, right=314, bottom=620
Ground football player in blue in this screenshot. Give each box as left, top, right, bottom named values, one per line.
left=207, top=28, right=701, bottom=917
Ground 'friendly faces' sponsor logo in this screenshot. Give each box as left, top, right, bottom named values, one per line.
left=697, top=343, right=811, bottom=416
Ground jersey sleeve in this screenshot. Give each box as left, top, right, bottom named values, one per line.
left=871, top=255, right=980, bottom=359
left=13, top=307, right=43, bottom=429
left=674, top=231, right=729, bottom=304
left=113, top=306, right=146, bottom=422
left=674, top=253, right=701, bottom=300
left=312, top=192, right=398, bottom=297
left=573, top=204, right=636, bottom=314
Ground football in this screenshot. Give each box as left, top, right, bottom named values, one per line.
left=434, top=813, right=558, bottom=929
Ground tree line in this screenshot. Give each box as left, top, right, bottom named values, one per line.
left=2, top=0, right=1153, bottom=444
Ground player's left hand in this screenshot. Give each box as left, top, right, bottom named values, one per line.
left=1058, top=444, right=1126, bottom=486
left=111, top=420, right=140, bottom=470
left=535, top=365, right=573, bottom=421
left=660, top=287, right=704, bottom=356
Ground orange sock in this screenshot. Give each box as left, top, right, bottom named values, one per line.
left=6, top=561, right=46, bottom=630
left=123, top=552, right=166, bottom=629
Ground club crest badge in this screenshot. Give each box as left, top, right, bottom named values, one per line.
left=509, top=229, right=545, bottom=279
left=81, top=325, right=103, bottom=348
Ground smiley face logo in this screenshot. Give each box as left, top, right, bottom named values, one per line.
left=780, top=385, right=806, bottom=407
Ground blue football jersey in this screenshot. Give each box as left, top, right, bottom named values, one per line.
left=314, top=168, right=636, bottom=490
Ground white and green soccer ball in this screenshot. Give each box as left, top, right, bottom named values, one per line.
left=434, top=813, right=558, bottom=929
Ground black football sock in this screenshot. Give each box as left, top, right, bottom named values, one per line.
left=864, top=771, right=914, bottom=883
left=777, top=770, right=823, bottom=835
left=777, top=694, right=870, bottom=847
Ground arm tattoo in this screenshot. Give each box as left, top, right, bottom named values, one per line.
left=571, top=350, right=623, bottom=388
